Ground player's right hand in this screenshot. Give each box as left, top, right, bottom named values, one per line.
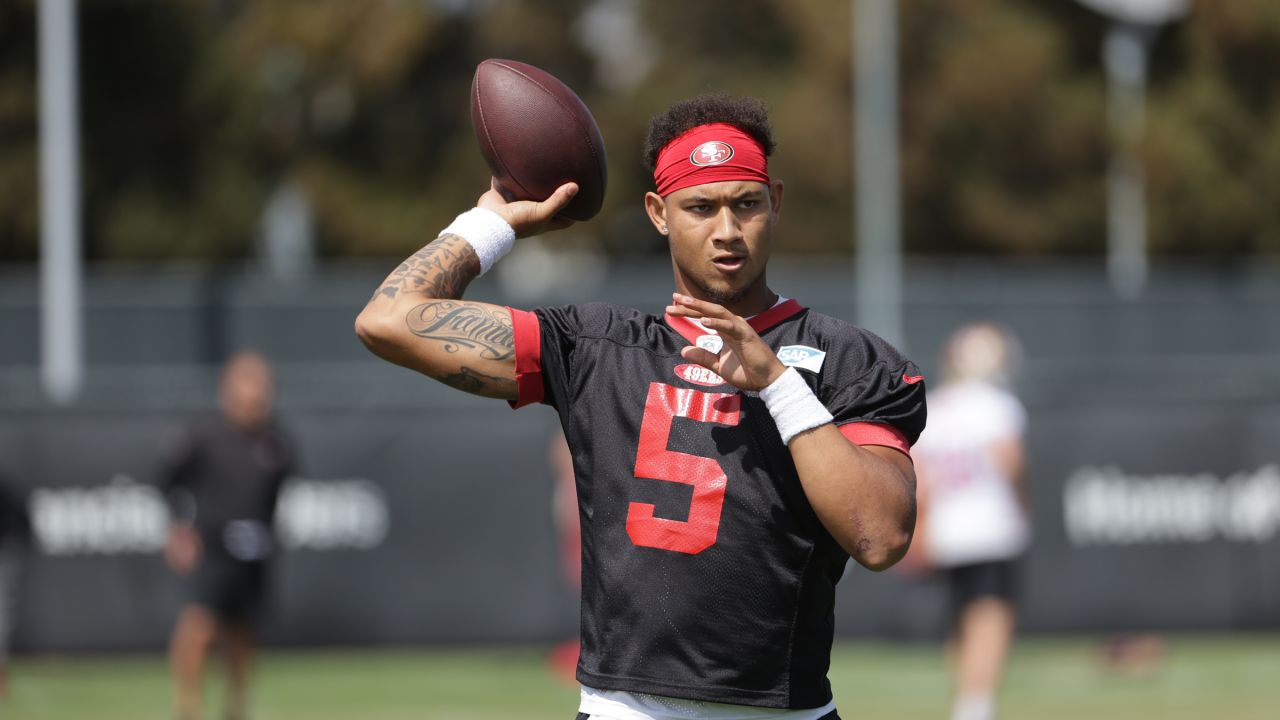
left=165, top=524, right=202, bottom=575
left=478, top=178, right=578, bottom=239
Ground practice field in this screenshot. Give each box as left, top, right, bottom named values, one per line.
left=6, top=635, right=1278, bottom=720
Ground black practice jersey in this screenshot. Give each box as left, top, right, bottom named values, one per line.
left=508, top=299, right=926, bottom=709
left=160, top=417, right=294, bottom=562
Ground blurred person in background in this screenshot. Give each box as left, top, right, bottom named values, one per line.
left=160, top=351, right=295, bottom=720
left=0, top=471, right=30, bottom=700
left=909, top=323, right=1029, bottom=720
left=356, top=94, right=926, bottom=720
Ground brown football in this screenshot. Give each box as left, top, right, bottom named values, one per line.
left=470, top=59, right=607, bottom=222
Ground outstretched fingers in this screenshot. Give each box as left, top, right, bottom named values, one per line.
left=668, top=292, right=786, bottom=391
left=667, top=293, right=747, bottom=337
left=478, top=180, right=579, bottom=238
left=680, top=345, right=721, bottom=369
left=670, top=292, right=742, bottom=322
left=668, top=292, right=725, bottom=316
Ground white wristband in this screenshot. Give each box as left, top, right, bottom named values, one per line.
left=439, top=207, right=516, bottom=275
left=760, top=367, right=834, bottom=445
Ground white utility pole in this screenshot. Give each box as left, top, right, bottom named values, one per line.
left=1075, top=0, right=1190, bottom=298
left=853, top=0, right=903, bottom=347
left=38, top=0, right=83, bottom=404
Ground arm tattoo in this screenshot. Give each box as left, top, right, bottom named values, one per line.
left=406, top=301, right=514, bottom=361
left=440, top=366, right=516, bottom=395
left=371, top=234, right=480, bottom=302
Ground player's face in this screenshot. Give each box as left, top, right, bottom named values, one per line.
left=647, top=180, right=784, bottom=316
left=220, top=355, right=275, bottom=430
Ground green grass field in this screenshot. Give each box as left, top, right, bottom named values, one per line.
left=6, top=635, right=1278, bottom=720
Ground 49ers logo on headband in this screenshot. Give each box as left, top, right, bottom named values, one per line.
left=654, top=122, right=769, bottom=196
left=690, top=141, right=734, bottom=167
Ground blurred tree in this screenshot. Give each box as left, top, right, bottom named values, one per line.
left=0, top=0, right=39, bottom=260
left=0, top=0, right=601, bottom=261
left=216, top=0, right=482, bottom=258
left=0, top=0, right=1275, bottom=261
left=78, top=1, right=248, bottom=260
left=625, top=0, right=853, bottom=254
left=900, top=0, right=1110, bottom=255
left=1145, top=0, right=1280, bottom=254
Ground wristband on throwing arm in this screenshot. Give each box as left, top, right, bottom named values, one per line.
left=439, top=207, right=516, bottom=275
left=760, top=367, right=834, bottom=445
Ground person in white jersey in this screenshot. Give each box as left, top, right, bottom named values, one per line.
left=910, top=323, right=1029, bottom=720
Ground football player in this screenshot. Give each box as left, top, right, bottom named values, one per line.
left=911, top=323, right=1028, bottom=720
left=161, top=352, right=295, bottom=720
left=356, top=94, right=926, bottom=720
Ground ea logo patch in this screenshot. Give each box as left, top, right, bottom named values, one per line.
left=777, top=345, right=826, bottom=373
left=674, top=363, right=726, bottom=387
left=690, top=141, right=734, bottom=167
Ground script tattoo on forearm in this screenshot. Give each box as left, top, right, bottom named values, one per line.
left=440, top=366, right=515, bottom=395
left=405, top=301, right=514, bottom=361
left=371, top=234, right=480, bottom=302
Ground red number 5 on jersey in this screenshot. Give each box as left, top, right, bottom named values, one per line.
left=628, top=382, right=742, bottom=554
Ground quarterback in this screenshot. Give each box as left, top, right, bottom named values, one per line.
left=356, top=94, right=926, bottom=719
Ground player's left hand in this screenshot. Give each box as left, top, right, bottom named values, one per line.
left=667, top=293, right=787, bottom=392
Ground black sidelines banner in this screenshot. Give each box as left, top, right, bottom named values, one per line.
left=3, top=402, right=576, bottom=652
left=3, top=394, right=1277, bottom=653
left=834, top=400, right=1280, bottom=639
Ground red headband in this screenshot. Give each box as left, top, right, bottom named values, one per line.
left=653, top=122, right=769, bottom=197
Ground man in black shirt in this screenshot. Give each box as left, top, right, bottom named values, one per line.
left=0, top=472, right=28, bottom=700
left=356, top=95, right=925, bottom=719
left=161, top=351, right=294, bottom=720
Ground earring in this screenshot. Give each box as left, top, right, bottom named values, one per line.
left=660, top=226, right=668, bottom=235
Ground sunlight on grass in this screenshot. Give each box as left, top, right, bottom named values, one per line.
left=6, top=635, right=1278, bottom=720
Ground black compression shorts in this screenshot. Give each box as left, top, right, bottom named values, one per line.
left=188, top=557, right=268, bottom=623
left=944, top=559, right=1020, bottom=618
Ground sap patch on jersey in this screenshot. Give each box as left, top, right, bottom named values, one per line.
left=777, top=345, right=826, bottom=373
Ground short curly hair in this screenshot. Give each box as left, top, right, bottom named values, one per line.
left=643, top=94, right=776, bottom=172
